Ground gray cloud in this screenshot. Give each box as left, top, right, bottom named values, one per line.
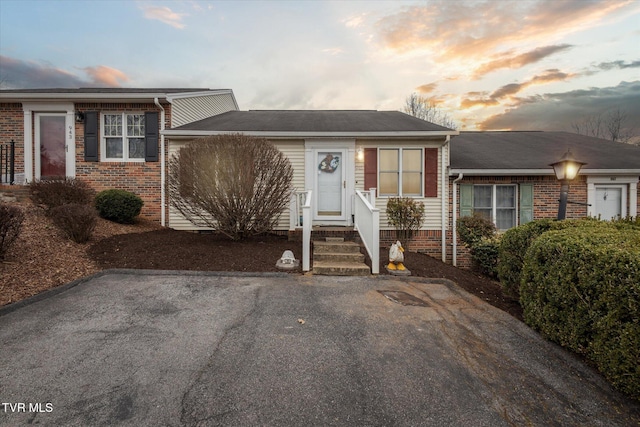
left=478, top=80, right=640, bottom=131
left=0, top=56, right=126, bottom=88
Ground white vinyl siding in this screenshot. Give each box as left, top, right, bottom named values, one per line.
left=167, top=139, right=305, bottom=231
left=170, top=94, right=238, bottom=127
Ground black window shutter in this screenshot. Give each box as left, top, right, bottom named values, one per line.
left=145, top=112, right=159, bottom=162
left=84, top=111, right=99, bottom=162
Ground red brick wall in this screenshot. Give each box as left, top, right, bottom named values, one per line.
left=0, top=103, right=25, bottom=176
left=74, top=103, right=171, bottom=221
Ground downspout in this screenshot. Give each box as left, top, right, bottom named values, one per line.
left=441, top=136, right=450, bottom=263
left=154, top=98, right=166, bottom=227
left=452, top=172, right=464, bottom=266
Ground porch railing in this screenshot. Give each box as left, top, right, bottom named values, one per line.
left=354, top=189, right=379, bottom=274
left=290, top=190, right=312, bottom=271
left=1, top=140, right=15, bottom=185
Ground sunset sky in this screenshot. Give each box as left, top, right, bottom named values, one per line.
left=1, top=0, right=638, bottom=132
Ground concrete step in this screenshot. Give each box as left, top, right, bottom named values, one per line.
left=312, top=261, right=371, bottom=276
left=0, top=185, right=30, bottom=203
left=313, top=240, right=362, bottom=254
left=313, top=251, right=365, bottom=263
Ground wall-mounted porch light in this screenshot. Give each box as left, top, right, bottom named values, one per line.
left=75, top=111, right=85, bottom=123
left=550, top=149, right=586, bottom=220
left=356, top=147, right=364, bottom=161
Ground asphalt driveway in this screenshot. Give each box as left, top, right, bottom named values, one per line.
left=1, top=271, right=638, bottom=426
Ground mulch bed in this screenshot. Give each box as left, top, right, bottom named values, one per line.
left=88, top=230, right=522, bottom=320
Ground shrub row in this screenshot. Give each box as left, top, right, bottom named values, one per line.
left=28, top=179, right=143, bottom=243
left=520, top=224, right=640, bottom=399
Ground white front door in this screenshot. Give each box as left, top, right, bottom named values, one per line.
left=595, top=186, right=624, bottom=220
left=315, top=149, right=346, bottom=220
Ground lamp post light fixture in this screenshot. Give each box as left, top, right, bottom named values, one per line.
left=550, top=149, right=586, bottom=220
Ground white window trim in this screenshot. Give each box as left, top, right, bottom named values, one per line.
left=378, top=147, right=424, bottom=197
left=473, top=184, right=518, bottom=230
left=100, top=112, right=146, bottom=162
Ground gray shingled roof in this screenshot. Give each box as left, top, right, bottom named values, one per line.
left=167, top=110, right=455, bottom=133
left=450, top=131, right=640, bottom=173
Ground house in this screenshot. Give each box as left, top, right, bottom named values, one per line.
left=0, top=88, right=238, bottom=223
left=162, top=110, right=457, bottom=258
left=449, top=131, right=640, bottom=266
left=2, top=88, right=639, bottom=272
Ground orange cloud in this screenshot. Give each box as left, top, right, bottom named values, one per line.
left=141, top=5, right=186, bottom=29
left=461, top=69, right=574, bottom=109
left=83, top=66, right=130, bottom=87
left=375, top=1, right=632, bottom=64
left=416, top=82, right=438, bottom=94
left=472, top=45, right=573, bottom=78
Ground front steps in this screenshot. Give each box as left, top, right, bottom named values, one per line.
left=0, top=185, right=29, bottom=203
left=312, top=239, right=371, bottom=276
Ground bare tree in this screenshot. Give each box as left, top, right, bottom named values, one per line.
left=403, top=93, right=458, bottom=129
left=168, top=134, right=293, bottom=240
left=571, top=108, right=634, bottom=144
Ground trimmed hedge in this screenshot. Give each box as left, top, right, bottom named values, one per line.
left=29, top=178, right=94, bottom=212
left=95, top=189, right=143, bottom=224
left=50, top=203, right=97, bottom=243
left=520, top=224, right=640, bottom=399
left=497, top=218, right=601, bottom=298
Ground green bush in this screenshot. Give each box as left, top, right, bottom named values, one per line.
left=497, top=218, right=601, bottom=298
left=95, top=189, right=143, bottom=224
left=0, top=203, right=24, bottom=259
left=520, top=225, right=640, bottom=399
left=386, top=197, right=425, bottom=244
left=29, top=178, right=94, bottom=213
left=457, top=213, right=496, bottom=247
left=470, top=236, right=501, bottom=278
left=457, top=213, right=498, bottom=276
left=50, top=203, right=97, bottom=243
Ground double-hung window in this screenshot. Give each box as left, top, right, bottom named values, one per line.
left=102, top=113, right=146, bottom=161
left=379, top=148, right=423, bottom=196
left=473, top=185, right=517, bottom=230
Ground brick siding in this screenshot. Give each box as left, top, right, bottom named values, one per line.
left=0, top=103, right=25, bottom=176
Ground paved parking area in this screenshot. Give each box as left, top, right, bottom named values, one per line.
left=1, top=271, right=639, bottom=426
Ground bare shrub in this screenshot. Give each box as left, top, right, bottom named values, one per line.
left=169, top=134, right=293, bottom=240
left=30, top=178, right=95, bottom=213
left=50, top=203, right=97, bottom=243
left=0, top=203, right=25, bottom=259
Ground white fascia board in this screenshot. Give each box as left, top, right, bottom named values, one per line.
left=162, top=130, right=458, bottom=139
left=0, top=92, right=170, bottom=102
left=449, top=168, right=640, bottom=176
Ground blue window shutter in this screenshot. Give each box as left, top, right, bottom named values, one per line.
left=459, top=184, right=473, bottom=217
left=84, top=111, right=98, bottom=162
left=519, top=183, right=534, bottom=225
left=145, top=112, right=159, bottom=162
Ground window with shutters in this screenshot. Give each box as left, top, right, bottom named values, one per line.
left=461, top=184, right=518, bottom=230
left=101, top=113, right=146, bottom=161
left=379, top=148, right=423, bottom=196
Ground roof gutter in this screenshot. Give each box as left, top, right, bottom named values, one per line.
left=449, top=168, right=640, bottom=176
left=154, top=98, right=166, bottom=227
left=451, top=172, right=464, bottom=267
left=162, top=130, right=459, bottom=139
